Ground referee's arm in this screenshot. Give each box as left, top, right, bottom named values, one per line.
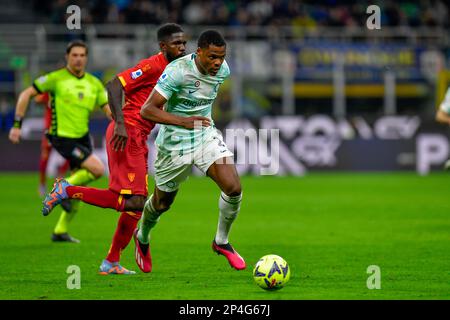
left=8, top=86, right=39, bottom=144
left=100, top=103, right=113, bottom=121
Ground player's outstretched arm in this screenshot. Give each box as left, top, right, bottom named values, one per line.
left=9, top=86, right=39, bottom=144
left=106, top=77, right=127, bottom=151
left=140, top=89, right=211, bottom=129
left=436, top=109, right=450, bottom=125
left=106, top=77, right=124, bottom=123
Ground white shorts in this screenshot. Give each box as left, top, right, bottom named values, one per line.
left=154, top=129, right=234, bottom=192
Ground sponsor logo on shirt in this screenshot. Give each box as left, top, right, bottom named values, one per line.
left=131, top=69, right=143, bottom=79
left=180, top=98, right=214, bottom=107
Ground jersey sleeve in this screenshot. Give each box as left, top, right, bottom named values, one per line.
left=153, top=63, right=182, bottom=100
left=33, top=71, right=57, bottom=93
left=440, top=87, right=450, bottom=114
left=34, top=92, right=49, bottom=105
left=95, top=80, right=108, bottom=108
left=117, top=59, right=156, bottom=93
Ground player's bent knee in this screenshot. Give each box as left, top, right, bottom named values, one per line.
left=222, top=184, right=242, bottom=197
left=91, top=170, right=103, bottom=179
left=124, top=195, right=146, bottom=211
left=89, top=165, right=104, bottom=179
left=83, top=155, right=105, bottom=179
left=155, top=203, right=171, bottom=213
left=154, top=199, right=173, bottom=213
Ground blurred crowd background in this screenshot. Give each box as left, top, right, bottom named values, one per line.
left=20, top=0, right=450, bottom=28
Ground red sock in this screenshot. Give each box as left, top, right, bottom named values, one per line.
left=39, top=143, right=51, bottom=185
left=66, top=186, right=125, bottom=211
left=58, top=160, right=70, bottom=177
left=106, top=211, right=142, bottom=263
left=39, top=157, right=49, bottom=185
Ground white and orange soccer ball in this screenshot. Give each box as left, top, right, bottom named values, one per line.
left=252, top=254, right=291, bottom=291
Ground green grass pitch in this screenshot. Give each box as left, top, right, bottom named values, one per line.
left=0, top=172, right=449, bottom=300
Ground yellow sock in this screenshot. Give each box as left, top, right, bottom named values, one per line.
left=66, top=169, right=96, bottom=186
left=52, top=169, right=93, bottom=235
left=53, top=200, right=81, bottom=234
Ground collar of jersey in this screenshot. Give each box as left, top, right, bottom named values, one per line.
left=65, top=67, right=85, bottom=79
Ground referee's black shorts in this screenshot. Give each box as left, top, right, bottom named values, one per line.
left=46, top=133, right=94, bottom=170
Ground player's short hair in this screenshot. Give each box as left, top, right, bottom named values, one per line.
left=66, top=40, right=88, bottom=54
left=197, top=30, right=226, bottom=49
left=157, top=23, right=184, bottom=42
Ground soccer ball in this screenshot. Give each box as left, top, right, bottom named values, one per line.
left=253, top=254, right=290, bottom=291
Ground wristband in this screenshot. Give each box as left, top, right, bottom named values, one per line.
left=13, top=116, right=23, bottom=129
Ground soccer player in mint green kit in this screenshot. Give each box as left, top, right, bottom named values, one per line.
left=9, top=40, right=111, bottom=243
left=135, top=30, right=245, bottom=272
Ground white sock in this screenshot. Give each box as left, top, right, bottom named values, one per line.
left=215, top=192, right=242, bottom=245
left=138, top=194, right=160, bottom=244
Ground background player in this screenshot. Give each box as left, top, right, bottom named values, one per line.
left=9, top=40, right=111, bottom=243
left=35, top=93, right=70, bottom=197
left=42, top=24, right=187, bottom=274
left=135, top=30, right=245, bottom=273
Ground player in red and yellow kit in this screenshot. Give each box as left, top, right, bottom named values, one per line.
left=35, top=93, right=70, bottom=197
left=42, top=23, right=187, bottom=274
left=106, top=48, right=172, bottom=198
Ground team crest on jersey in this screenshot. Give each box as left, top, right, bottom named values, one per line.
left=127, top=173, right=136, bottom=183
left=142, top=64, right=151, bottom=72
left=131, top=69, right=143, bottom=80
left=188, top=80, right=201, bottom=94
left=78, top=92, right=84, bottom=100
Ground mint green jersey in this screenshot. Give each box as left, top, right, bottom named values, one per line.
left=153, top=53, right=230, bottom=154
left=33, top=68, right=108, bottom=138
